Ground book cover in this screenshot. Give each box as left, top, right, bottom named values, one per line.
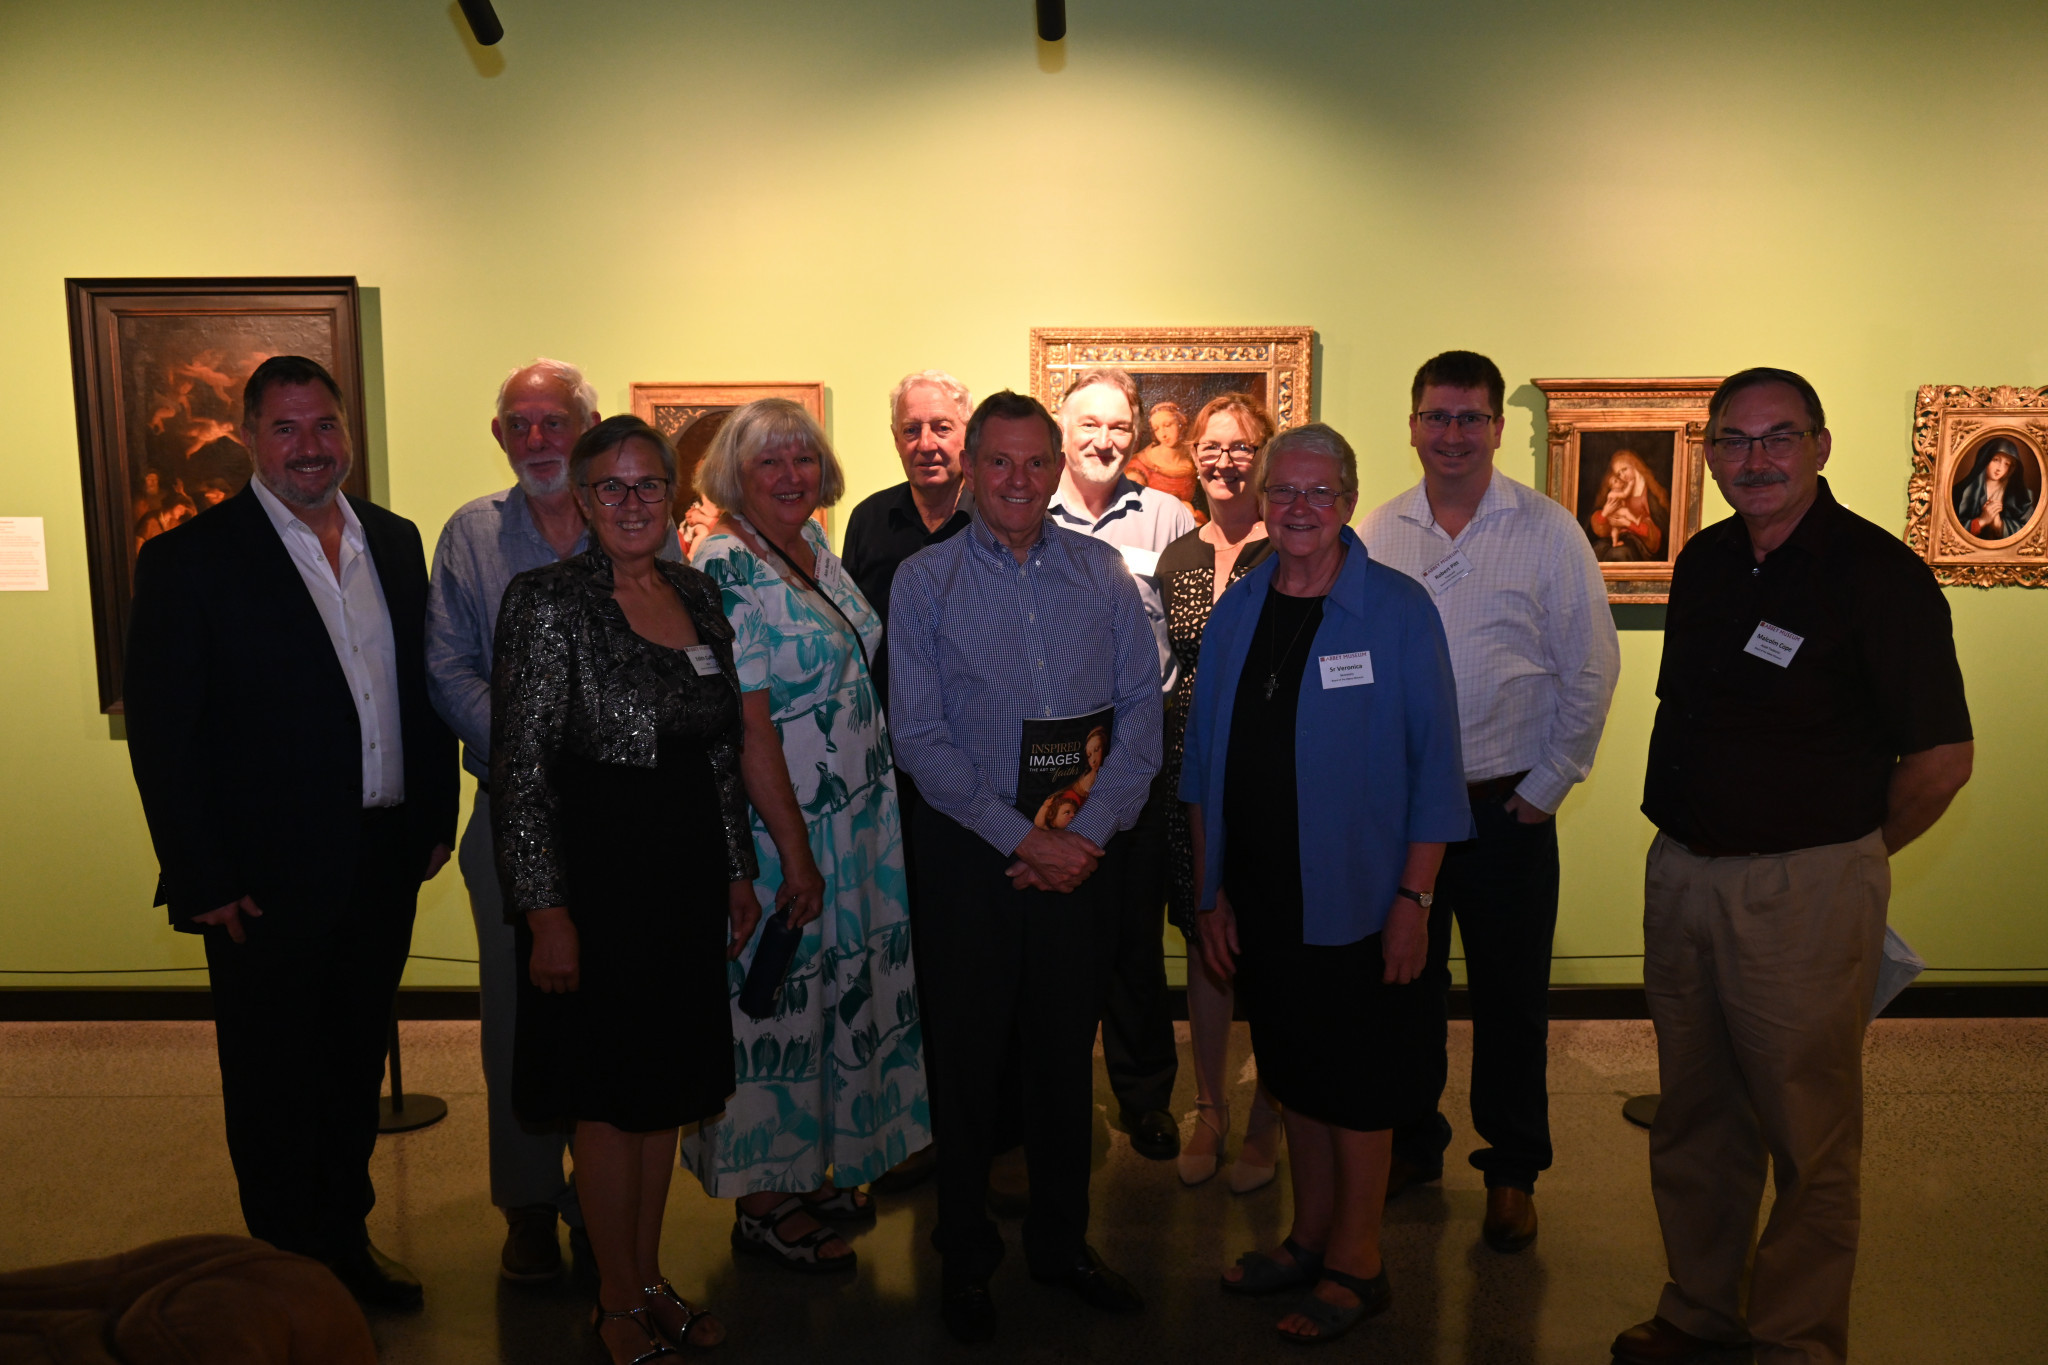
left=1015, top=706, right=1114, bottom=830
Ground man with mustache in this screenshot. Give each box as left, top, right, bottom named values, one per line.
left=425, top=358, right=662, bottom=1281
left=1362, top=349, right=1620, bottom=1254
left=1046, top=367, right=1195, bottom=1162
left=124, top=354, right=457, bottom=1309
left=1614, top=368, right=1974, bottom=1365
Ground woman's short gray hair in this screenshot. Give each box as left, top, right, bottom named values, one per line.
left=696, top=398, right=846, bottom=513
left=497, top=357, right=599, bottom=421
left=1253, top=423, right=1359, bottom=500
left=889, top=369, right=972, bottom=423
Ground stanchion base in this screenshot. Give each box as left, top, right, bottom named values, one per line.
left=1622, top=1093, right=1661, bottom=1129
left=378, top=1094, right=449, bottom=1133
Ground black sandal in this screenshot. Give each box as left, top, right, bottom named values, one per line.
left=644, top=1278, right=721, bottom=1350
left=591, top=1304, right=681, bottom=1364
left=731, top=1195, right=858, bottom=1273
left=1277, top=1266, right=1391, bottom=1345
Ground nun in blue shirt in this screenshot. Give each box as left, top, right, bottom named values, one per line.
left=1179, top=423, right=1471, bottom=1345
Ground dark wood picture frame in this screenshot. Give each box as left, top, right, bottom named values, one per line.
left=1533, top=376, right=1719, bottom=604
left=66, top=276, right=368, bottom=712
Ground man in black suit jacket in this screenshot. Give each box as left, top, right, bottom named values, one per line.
left=124, top=355, right=457, bottom=1310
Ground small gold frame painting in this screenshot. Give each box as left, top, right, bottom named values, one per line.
left=627, top=382, right=829, bottom=546
left=1533, top=377, right=1719, bottom=604
left=1028, top=326, right=1315, bottom=435
left=1906, top=384, right=2048, bottom=587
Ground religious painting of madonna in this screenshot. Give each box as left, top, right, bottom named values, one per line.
left=65, top=276, right=369, bottom=711
left=1534, top=376, right=1717, bottom=604
left=1906, top=384, right=2048, bottom=587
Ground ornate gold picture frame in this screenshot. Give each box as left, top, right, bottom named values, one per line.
left=1906, top=385, right=2048, bottom=587
left=1533, top=377, right=1718, bottom=604
left=1028, top=326, right=1315, bottom=436
left=628, top=382, right=829, bottom=548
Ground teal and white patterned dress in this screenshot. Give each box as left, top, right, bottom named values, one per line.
left=679, top=519, right=931, bottom=1196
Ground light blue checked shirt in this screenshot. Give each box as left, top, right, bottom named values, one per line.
left=888, top=511, right=1163, bottom=857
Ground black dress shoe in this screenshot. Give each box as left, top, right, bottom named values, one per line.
left=1384, top=1156, right=1443, bottom=1201
left=326, top=1242, right=424, bottom=1311
left=1123, top=1108, right=1181, bottom=1161
left=500, top=1203, right=562, bottom=1282
left=1030, top=1245, right=1144, bottom=1312
left=942, top=1279, right=998, bottom=1342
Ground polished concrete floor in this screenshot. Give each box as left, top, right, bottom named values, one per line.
left=2, top=1016, right=2043, bottom=1363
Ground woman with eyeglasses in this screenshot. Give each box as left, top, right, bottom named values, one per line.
left=1155, top=393, right=1285, bottom=1191
left=492, top=414, right=757, bottom=1362
left=1179, top=422, right=1470, bottom=1344
left=679, top=399, right=931, bottom=1277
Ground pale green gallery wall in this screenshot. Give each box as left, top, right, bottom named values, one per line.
left=2, top=0, right=2043, bottom=989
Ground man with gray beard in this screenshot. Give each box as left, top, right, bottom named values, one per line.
left=426, top=358, right=676, bottom=1282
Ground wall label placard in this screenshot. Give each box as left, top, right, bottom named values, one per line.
left=0, top=517, right=48, bottom=591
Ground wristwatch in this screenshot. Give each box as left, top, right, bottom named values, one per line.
left=1396, top=886, right=1434, bottom=910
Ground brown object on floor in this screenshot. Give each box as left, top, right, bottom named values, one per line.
left=0, top=1234, right=375, bottom=1365
left=1481, top=1186, right=1538, bottom=1253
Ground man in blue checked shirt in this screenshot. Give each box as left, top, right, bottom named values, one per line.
left=889, top=390, right=1162, bottom=1343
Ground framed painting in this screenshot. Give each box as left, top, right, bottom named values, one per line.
left=1907, top=385, right=2048, bottom=586
left=66, top=276, right=368, bottom=713
left=628, top=381, right=829, bottom=554
left=1533, top=376, right=1718, bottom=604
left=1028, top=324, right=1315, bottom=442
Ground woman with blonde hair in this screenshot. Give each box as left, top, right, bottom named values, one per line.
left=679, top=398, right=932, bottom=1274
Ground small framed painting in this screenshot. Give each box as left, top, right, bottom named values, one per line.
left=628, top=382, right=829, bottom=554
left=1533, top=377, right=1719, bottom=604
left=65, top=275, right=369, bottom=712
left=1907, top=384, right=2048, bottom=587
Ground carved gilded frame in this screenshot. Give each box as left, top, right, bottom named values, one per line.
left=1028, top=326, right=1314, bottom=431
left=1533, top=377, right=1717, bottom=604
left=1906, top=385, right=2048, bottom=587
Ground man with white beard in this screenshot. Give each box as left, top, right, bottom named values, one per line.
left=425, top=359, right=676, bottom=1282
left=1046, top=367, right=1195, bottom=1160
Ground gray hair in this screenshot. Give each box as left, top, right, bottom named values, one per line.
left=496, top=357, right=599, bottom=422
left=696, top=398, right=846, bottom=513
left=1059, top=366, right=1140, bottom=420
left=889, top=369, right=973, bottom=424
left=1254, top=422, right=1359, bottom=499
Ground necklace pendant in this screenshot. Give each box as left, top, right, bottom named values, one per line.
left=1263, top=673, right=1278, bottom=701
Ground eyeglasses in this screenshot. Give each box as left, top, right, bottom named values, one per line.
left=1415, top=410, right=1497, bottom=432
left=1264, top=484, right=1342, bottom=508
left=1708, top=430, right=1816, bottom=460
left=1195, top=441, right=1259, bottom=465
left=585, top=477, right=674, bottom=506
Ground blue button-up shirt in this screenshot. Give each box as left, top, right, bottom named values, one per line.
left=1179, top=528, right=1474, bottom=944
left=889, top=512, right=1163, bottom=857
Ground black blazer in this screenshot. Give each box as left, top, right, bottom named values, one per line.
left=124, top=484, right=459, bottom=935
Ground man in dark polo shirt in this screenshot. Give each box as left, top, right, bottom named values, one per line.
left=1613, top=369, right=1973, bottom=1365
left=841, top=368, right=974, bottom=708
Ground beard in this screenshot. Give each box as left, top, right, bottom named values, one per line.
left=1067, top=450, right=1126, bottom=488
left=261, top=454, right=351, bottom=510
left=515, top=460, right=570, bottom=498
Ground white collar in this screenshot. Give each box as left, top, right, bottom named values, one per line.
left=250, top=475, right=365, bottom=550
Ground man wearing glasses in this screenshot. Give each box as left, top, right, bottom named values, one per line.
left=1048, top=367, right=1197, bottom=1162
left=424, top=359, right=678, bottom=1284
left=1614, top=369, right=1972, bottom=1365
left=1360, top=350, right=1620, bottom=1254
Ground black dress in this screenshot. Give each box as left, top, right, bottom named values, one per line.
left=1159, top=529, right=1272, bottom=934
left=492, top=549, right=757, bottom=1134
left=1222, top=583, right=1434, bottom=1134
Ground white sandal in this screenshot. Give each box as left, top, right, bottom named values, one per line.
left=1178, top=1100, right=1228, bottom=1186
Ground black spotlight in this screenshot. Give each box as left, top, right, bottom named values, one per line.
left=1035, top=0, right=1066, bottom=42
left=458, top=0, right=504, bottom=45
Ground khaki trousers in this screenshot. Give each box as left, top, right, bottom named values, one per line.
left=1642, top=829, right=1889, bottom=1365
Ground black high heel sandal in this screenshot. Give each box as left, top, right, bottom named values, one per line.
left=644, top=1278, right=722, bottom=1350
left=591, top=1304, right=681, bottom=1364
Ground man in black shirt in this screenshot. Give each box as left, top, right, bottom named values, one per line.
left=1614, top=369, right=1973, bottom=1365
left=841, top=368, right=974, bottom=707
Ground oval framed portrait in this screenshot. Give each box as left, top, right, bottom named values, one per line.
left=1948, top=430, right=2043, bottom=547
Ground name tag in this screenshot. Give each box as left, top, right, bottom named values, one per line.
left=684, top=645, right=722, bottom=677
left=1118, top=544, right=1161, bottom=579
left=1423, top=549, right=1473, bottom=595
left=1319, top=650, right=1374, bottom=689
left=1743, top=621, right=1804, bottom=668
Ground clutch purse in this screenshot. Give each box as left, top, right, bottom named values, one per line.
left=737, top=909, right=803, bottom=1021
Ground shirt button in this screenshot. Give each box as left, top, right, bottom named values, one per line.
left=369, top=742, right=377, bottom=750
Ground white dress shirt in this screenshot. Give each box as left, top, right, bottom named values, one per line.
left=1048, top=477, right=1196, bottom=694
left=251, top=477, right=405, bottom=807
left=1359, top=471, right=1620, bottom=813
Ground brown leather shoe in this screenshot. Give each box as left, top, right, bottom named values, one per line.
left=1481, top=1186, right=1537, bottom=1253
left=1383, top=1156, right=1442, bottom=1202
left=500, top=1204, right=562, bottom=1282
left=1610, top=1315, right=1731, bottom=1363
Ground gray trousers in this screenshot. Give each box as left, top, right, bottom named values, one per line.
left=463, top=791, right=581, bottom=1225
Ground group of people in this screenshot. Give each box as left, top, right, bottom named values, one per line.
left=120, top=345, right=1972, bottom=1365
